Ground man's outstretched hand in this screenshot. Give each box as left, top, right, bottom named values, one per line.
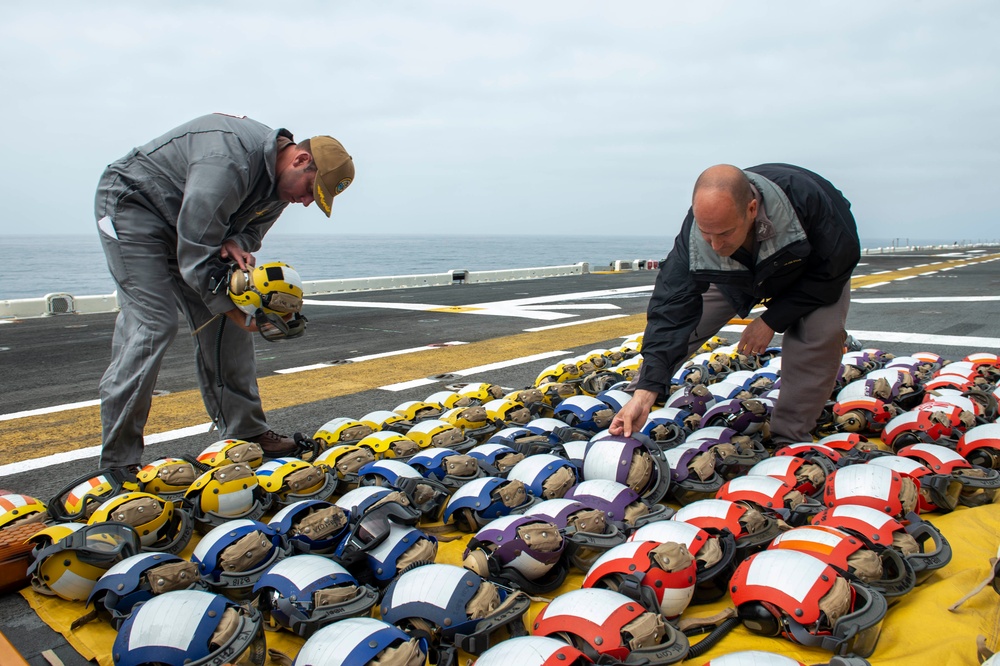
left=609, top=388, right=658, bottom=437
left=737, top=317, right=775, bottom=356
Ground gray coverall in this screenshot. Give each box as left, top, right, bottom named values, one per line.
left=94, top=114, right=291, bottom=468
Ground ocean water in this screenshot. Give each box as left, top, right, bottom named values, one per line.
left=0, top=233, right=968, bottom=300
left=1, top=233, right=649, bottom=300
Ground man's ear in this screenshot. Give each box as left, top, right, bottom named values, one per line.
left=747, top=197, right=758, bottom=218
left=291, top=149, right=313, bottom=169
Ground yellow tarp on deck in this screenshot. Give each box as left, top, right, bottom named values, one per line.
left=19, top=502, right=1000, bottom=666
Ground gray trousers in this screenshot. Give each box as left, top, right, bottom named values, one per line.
left=683, top=283, right=851, bottom=443
left=96, top=175, right=268, bottom=468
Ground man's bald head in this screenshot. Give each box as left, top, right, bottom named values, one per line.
left=693, top=164, right=753, bottom=210
left=691, top=164, right=757, bottom=257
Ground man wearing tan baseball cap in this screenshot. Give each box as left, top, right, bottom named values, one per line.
left=93, top=114, right=356, bottom=475
left=273, top=135, right=354, bottom=216
left=304, top=136, right=354, bottom=216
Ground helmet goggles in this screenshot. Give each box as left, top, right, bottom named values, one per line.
left=255, top=310, right=307, bottom=342
left=30, top=522, right=141, bottom=571
left=338, top=500, right=421, bottom=560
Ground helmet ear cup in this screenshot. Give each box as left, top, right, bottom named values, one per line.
left=229, top=269, right=249, bottom=296
left=737, top=601, right=783, bottom=636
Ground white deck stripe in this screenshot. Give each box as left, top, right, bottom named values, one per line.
left=379, top=350, right=571, bottom=391
left=378, top=377, right=440, bottom=391
left=304, top=286, right=654, bottom=321
left=0, top=399, right=101, bottom=422
left=852, top=296, right=1000, bottom=303
left=517, top=304, right=619, bottom=310
left=522, top=314, right=630, bottom=332
left=275, top=342, right=468, bottom=374
left=471, top=285, right=654, bottom=307
left=860, top=282, right=890, bottom=288
left=302, top=299, right=442, bottom=311
left=846, top=330, right=1000, bottom=348
left=721, top=324, right=1000, bottom=348
left=0, top=423, right=213, bottom=477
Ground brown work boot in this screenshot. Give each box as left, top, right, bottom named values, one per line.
left=245, top=429, right=299, bottom=458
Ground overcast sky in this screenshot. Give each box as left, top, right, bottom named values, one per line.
left=1, top=1, right=997, bottom=242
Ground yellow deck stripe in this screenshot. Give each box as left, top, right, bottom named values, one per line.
left=849, top=253, right=999, bottom=288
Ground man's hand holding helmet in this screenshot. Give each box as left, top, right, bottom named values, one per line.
left=225, top=261, right=307, bottom=340
left=610, top=388, right=658, bottom=437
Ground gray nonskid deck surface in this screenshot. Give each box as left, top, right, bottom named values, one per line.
left=0, top=247, right=998, bottom=664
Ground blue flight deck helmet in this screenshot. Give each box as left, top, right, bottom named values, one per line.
left=253, top=554, right=379, bottom=637
left=112, top=589, right=265, bottom=666
left=293, top=617, right=428, bottom=666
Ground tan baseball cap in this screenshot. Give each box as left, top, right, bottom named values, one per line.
left=309, top=136, right=354, bottom=217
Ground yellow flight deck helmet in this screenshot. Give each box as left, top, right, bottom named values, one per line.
left=0, top=494, right=47, bottom=529
left=359, top=409, right=412, bottom=434
left=406, top=419, right=477, bottom=453
left=196, top=439, right=264, bottom=469
left=136, top=458, right=198, bottom=505
left=536, top=381, right=582, bottom=410
left=313, top=444, right=376, bottom=486
left=622, top=333, right=644, bottom=351
left=483, top=398, right=533, bottom=426
left=313, top=417, right=375, bottom=447
left=535, top=362, right=582, bottom=386
left=254, top=457, right=338, bottom=507
left=505, top=387, right=545, bottom=409
left=184, top=463, right=271, bottom=534
left=87, top=492, right=193, bottom=555
left=584, top=349, right=612, bottom=370
left=697, top=335, right=730, bottom=354
left=424, top=390, right=470, bottom=409
left=440, top=405, right=501, bottom=443
left=228, top=261, right=304, bottom=317
left=227, top=260, right=307, bottom=341
left=611, top=356, right=643, bottom=381
left=357, top=430, right=422, bottom=459
left=455, top=382, right=506, bottom=405
left=27, top=522, right=141, bottom=602
left=393, top=400, right=445, bottom=423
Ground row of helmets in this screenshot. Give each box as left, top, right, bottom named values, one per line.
left=4, top=333, right=1000, bottom=665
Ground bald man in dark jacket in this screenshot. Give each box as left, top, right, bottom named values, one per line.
left=611, top=163, right=859, bottom=445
